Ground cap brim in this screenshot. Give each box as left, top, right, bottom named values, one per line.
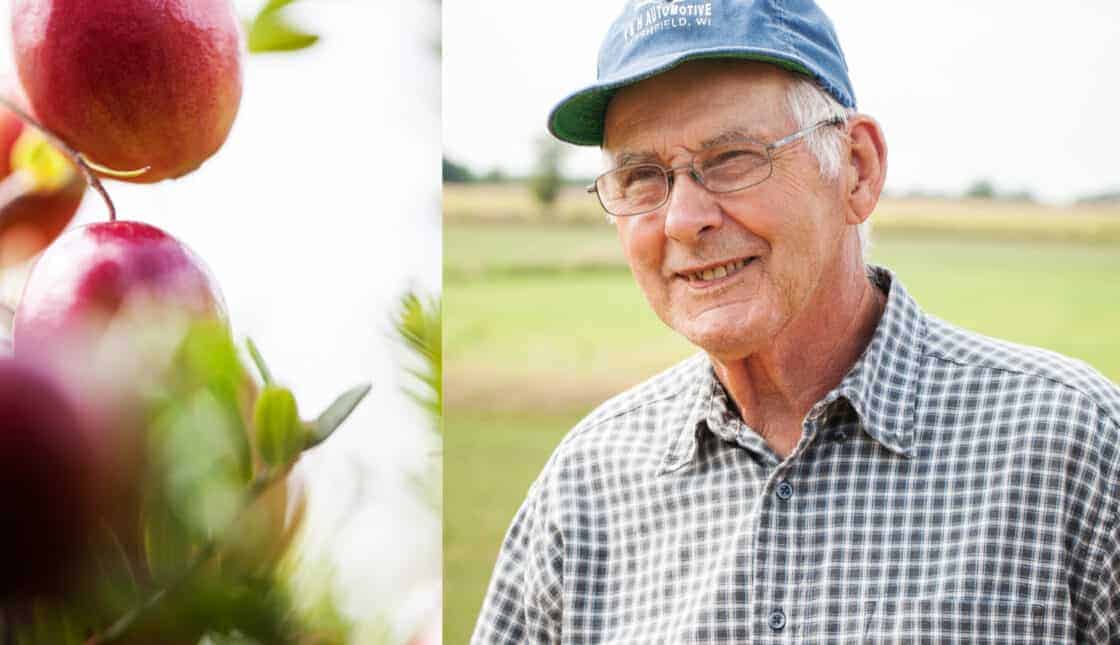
left=548, top=49, right=813, bottom=147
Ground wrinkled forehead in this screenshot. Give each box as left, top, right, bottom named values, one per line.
left=602, top=59, right=797, bottom=156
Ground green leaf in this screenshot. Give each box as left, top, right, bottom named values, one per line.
left=176, top=319, right=244, bottom=388
left=395, top=292, right=442, bottom=429
left=254, top=386, right=305, bottom=467
left=245, top=337, right=274, bottom=385
left=308, top=384, right=371, bottom=447
left=262, top=0, right=299, bottom=11
left=142, top=497, right=196, bottom=584
left=247, top=10, right=319, bottom=54
left=170, top=320, right=253, bottom=481
left=155, top=390, right=248, bottom=538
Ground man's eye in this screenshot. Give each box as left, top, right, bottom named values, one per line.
left=703, top=148, right=766, bottom=172
left=619, top=166, right=662, bottom=188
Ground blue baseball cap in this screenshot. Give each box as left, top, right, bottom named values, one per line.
left=548, top=0, right=856, bottom=146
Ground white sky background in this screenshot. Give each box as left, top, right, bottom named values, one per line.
left=445, top=0, right=1120, bottom=203
left=0, top=0, right=441, bottom=640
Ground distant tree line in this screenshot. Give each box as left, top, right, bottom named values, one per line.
left=446, top=142, right=592, bottom=213
left=448, top=156, right=1119, bottom=208
left=442, top=156, right=591, bottom=187
left=443, top=158, right=513, bottom=184
left=1078, top=190, right=1120, bottom=205
left=962, top=179, right=1036, bottom=203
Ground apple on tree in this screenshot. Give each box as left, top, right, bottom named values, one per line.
left=13, top=219, right=227, bottom=368
left=0, top=0, right=372, bottom=640
left=0, top=99, right=85, bottom=268
left=10, top=0, right=244, bottom=182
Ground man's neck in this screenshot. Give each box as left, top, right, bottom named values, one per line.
left=710, top=263, right=887, bottom=459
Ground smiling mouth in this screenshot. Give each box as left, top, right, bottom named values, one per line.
left=681, top=257, right=758, bottom=284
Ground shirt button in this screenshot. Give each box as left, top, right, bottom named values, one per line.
left=830, top=429, right=849, bottom=443
left=775, top=481, right=793, bottom=500
left=768, top=608, right=786, bottom=631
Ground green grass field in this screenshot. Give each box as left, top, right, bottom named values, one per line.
left=444, top=207, right=1120, bottom=643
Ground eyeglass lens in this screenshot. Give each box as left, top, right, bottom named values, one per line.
left=596, top=142, right=772, bottom=216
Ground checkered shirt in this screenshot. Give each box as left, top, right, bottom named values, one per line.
left=472, top=266, right=1120, bottom=644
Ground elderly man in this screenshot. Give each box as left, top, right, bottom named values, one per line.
left=473, top=1, right=1120, bottom=642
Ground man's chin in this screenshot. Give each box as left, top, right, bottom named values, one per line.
left=675, top=313, right=773, bottom=361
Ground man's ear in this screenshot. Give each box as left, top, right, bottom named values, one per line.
left=843, top=114, right=888, bottom=225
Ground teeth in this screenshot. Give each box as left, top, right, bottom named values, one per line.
left=688, top=257, right=754, bottom=282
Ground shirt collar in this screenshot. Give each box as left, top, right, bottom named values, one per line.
left=659, top=265, right=926, bottom=474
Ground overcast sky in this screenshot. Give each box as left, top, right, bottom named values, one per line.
left=445, top=0, right=1120, bottom=203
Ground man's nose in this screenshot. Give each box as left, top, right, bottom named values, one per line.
left=663, top=169, right=722, bottom=244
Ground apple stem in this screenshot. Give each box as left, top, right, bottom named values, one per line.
left=0, top=96, right=123, bottom=222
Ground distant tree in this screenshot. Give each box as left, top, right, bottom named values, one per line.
left=965, top=179, right=996, bottom=200
left=443, top=157, right=475, bottom=183
left=482, top=167, right=508, bottom=184
left=1004, top=190, right=1036, bottom=203
left=1077, top=190, right=1120, bottom=205
left=566, top=175, right=597, bottom=188
left=530, top=136, right=566, bottom=213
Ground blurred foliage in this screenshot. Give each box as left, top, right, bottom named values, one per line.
left=1, top=319, right=369, bottom=644
left=529, top=137, right=566, bottom=213
left=253, top=386, right=305, bottom=468
left=964, top=178, right=996, bottom=200
left=1079, top=190, right=1120, bottom=205
left=396, top=292, right=442, bottom=430
left=442, top=157, right=474, bottom=184
left=245, top=0, right=319, bottom=54
left=396, top=292, right=442, bottom=514
left=306, top=383, right=372, bottom=448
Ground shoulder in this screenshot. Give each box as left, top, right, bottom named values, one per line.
left=572, top=352, right=708, bottom=433
left=919, top=315, right=1120, bottom=505
left=532, top=352, right=708, bottom=485
left=921, top=314, right=1120, bottom=428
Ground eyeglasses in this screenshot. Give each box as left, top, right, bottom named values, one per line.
left=588, top=117, right=845, bottom=217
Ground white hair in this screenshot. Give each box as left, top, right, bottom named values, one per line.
left=784, top=76, right=869, bottom=259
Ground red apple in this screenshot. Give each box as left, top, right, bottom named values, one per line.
left=0, top=98, right=86, bottom=267
left=11, top=0, right=244, bottom=183
left=0, top=101, right=24, bottom=178
left=13, top=220, right=227, bottom=360
left=0, top=357, right=95, bottom=600
left=11, top=219, right=226, bottom=487
left=12, top=221, right=228, bottom=557
left=10, top=221, right=229, bottom=387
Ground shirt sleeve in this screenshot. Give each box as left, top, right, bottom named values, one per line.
left=1104, top=524, right=1120, bottom=643
left=1074, top=413, right=1120, bottom=644
left=1073, top=510, right=1119, bottom=644
left=471, top=477, right=565, bottom=644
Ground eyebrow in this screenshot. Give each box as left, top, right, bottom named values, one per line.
left=699, top=130, right=762, bottom=148
left=613, top=150, right=658, bottom=167
left=611, top=128, right=765, bottom=167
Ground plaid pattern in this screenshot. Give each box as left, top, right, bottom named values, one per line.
left=472, top=266, right=1120, bottom=644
